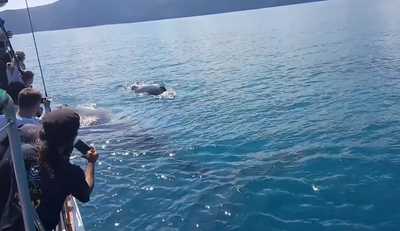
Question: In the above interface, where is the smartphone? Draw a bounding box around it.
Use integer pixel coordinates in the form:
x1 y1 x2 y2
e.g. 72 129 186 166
74 139 91 156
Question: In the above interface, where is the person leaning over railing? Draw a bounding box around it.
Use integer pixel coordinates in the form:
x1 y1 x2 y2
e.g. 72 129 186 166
36 108 98 230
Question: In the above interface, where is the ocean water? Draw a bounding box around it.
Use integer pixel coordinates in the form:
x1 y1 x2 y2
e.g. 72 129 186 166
10 0 400 230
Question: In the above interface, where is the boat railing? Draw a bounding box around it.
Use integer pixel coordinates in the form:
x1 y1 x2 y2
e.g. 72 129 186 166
58 196 86 231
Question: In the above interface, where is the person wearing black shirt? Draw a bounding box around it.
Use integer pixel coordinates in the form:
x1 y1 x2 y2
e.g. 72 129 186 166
36 108 98 230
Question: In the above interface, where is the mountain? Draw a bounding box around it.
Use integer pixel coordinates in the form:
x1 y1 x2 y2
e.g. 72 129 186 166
0 0 323 34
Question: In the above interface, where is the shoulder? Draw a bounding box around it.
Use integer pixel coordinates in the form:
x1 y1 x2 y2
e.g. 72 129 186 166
60 163 86 189
66 163 85 178
21 143 39 162
64 163 90 202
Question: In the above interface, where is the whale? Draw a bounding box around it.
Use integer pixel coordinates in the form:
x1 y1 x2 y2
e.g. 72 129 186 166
131 83 167 96
74 107 111 127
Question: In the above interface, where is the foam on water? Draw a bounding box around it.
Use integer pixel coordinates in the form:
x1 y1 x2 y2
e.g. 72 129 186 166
74 105 112 127
159 90 177 100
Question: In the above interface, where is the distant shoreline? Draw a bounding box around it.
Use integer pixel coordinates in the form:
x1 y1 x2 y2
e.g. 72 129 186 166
1 0 324 35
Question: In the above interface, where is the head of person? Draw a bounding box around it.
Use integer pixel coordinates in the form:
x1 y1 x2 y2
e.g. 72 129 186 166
22 71 34 88
0 0 8 8
39 108 80 170
160 86 167 93
6 82 26 105
18 88 42 116
15 51 25 63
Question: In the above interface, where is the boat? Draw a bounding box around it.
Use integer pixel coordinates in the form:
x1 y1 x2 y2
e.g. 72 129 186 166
0 1 87 230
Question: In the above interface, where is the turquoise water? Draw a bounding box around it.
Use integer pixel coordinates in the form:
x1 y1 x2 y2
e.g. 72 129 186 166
11 0 400 230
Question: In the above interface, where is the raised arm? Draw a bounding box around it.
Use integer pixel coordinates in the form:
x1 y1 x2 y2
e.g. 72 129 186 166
85 148 99 193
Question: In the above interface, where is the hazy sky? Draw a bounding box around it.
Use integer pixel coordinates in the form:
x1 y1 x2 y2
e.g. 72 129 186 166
0 0 58 11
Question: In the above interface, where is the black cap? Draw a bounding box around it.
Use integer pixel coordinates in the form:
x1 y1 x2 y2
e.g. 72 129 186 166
41 108 80 144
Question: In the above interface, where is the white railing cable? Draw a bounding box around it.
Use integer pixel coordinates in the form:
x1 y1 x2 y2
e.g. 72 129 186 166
23 0 48 97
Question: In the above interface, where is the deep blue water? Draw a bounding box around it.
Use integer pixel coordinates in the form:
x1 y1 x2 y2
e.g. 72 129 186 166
11 0 400 230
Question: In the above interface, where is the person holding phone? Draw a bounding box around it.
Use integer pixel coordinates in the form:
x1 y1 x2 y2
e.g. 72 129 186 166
36 108 99 230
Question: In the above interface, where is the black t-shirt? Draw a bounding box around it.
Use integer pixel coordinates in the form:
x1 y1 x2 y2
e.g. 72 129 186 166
37 163 90 231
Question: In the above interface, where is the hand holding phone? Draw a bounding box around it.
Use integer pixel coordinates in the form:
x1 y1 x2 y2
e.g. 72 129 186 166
74 139 91 155
86 148 99 163
74 139 98 162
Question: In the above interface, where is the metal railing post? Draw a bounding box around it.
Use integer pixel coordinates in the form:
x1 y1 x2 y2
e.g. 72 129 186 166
0 90 36 231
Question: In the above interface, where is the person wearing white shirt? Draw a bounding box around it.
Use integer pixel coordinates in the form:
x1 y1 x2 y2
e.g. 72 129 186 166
16 88 42 127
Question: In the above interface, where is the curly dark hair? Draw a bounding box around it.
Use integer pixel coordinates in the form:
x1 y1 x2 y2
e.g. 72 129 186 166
38 129 76 174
